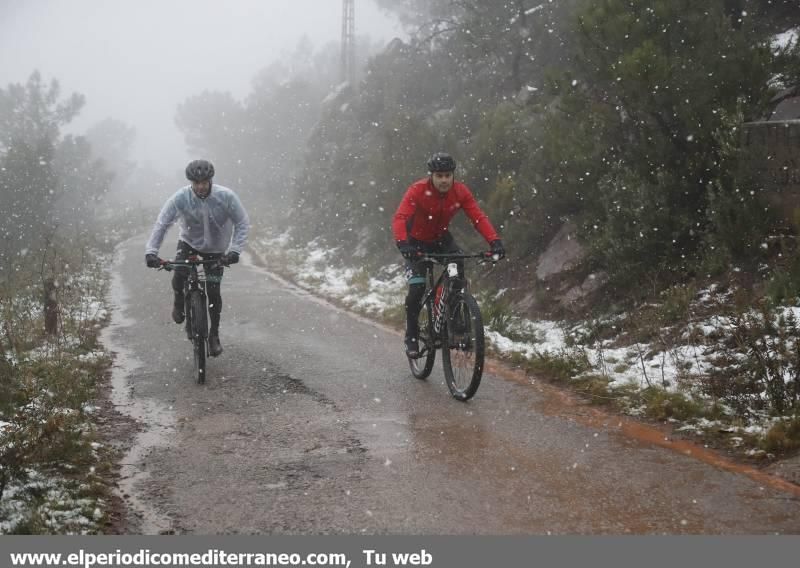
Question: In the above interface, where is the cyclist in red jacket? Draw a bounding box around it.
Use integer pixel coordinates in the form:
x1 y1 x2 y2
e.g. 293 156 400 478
392 152 505 357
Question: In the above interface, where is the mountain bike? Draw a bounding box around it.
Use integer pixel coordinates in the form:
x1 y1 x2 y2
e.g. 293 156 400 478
407 252 497 401
157 256 226 384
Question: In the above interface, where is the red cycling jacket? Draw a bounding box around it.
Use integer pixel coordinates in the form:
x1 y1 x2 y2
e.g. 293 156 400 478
392 177 499 244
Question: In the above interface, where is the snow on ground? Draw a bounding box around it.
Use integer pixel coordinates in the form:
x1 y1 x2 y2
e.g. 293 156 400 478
773 28 798 51
267 236 406 316
0 471 100 534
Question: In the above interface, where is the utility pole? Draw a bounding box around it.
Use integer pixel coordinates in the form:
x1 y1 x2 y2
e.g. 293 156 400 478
340 0 356 86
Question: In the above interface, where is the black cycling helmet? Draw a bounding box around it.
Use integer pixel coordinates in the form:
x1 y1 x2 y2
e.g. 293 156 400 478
427 152 456 173
185 159 215 182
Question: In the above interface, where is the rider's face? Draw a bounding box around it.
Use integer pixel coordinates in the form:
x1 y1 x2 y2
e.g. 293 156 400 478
192 180 211 198
432 171 454 193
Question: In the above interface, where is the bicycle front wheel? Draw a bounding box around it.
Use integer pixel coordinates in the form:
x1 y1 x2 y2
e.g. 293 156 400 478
190 291 207 384
408 299 436 380
441 292 484 401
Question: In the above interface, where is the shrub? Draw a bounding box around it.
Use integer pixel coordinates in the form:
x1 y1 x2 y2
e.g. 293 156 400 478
640 387 704 422
763 418 800 453
524 349 591 382
703 304 800 417
481 293 515 336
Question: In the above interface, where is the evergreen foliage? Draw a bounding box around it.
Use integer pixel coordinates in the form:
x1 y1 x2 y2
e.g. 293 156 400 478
0 72 113 281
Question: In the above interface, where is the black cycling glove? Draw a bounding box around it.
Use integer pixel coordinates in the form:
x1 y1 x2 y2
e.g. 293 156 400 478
145 253 161 268
490 239 505 260
397 240 419 261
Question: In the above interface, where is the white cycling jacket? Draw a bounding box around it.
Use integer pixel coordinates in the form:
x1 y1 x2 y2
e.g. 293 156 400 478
145 185 250 256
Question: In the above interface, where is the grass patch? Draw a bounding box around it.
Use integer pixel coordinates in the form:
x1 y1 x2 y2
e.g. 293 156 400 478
347 267 371 292
522 349 591 382
3 469 108 534
481 293 515 337
507 351 529 366
571 374 613 404
762 417 800 453
658 284 695 325
638 387 705 422
480 292 541 343
299 274 324 288
603 383 705 422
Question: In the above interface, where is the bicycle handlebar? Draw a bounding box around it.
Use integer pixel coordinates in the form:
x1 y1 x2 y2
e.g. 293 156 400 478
155 255 230 271
416 252 501 264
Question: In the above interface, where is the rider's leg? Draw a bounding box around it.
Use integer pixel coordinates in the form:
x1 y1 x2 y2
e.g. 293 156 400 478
206 278 223 335
404 255 426 356
405 282 425 340
205 260 224 357
170 241 192 323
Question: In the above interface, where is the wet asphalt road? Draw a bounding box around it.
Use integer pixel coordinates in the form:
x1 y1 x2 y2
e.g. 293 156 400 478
104 236 800 534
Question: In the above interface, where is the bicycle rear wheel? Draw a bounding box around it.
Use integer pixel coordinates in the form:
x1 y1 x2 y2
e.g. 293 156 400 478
442 292 484 400
408 299 436 379
190 290 208 384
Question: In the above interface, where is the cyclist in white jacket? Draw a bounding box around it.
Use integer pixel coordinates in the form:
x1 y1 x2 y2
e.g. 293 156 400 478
145 159 250 357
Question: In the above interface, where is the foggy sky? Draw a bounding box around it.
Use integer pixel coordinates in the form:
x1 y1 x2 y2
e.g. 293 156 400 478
0 0 403 171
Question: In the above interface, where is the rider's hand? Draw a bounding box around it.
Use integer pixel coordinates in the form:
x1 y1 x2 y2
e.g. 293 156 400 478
397 240 419 261
145 253 161 268
489 239 506 261
224 251 240 265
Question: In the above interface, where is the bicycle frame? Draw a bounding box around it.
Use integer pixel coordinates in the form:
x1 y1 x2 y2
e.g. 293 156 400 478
416 253 486 353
